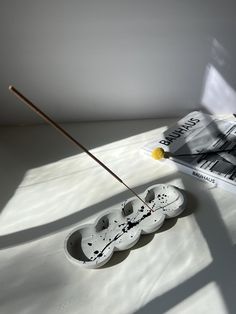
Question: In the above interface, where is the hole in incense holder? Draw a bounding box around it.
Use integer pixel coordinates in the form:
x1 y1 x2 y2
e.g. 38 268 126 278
122 201 134 216
95 216 110 232
66 229 91 263
145 189 155 203
64 184 186 268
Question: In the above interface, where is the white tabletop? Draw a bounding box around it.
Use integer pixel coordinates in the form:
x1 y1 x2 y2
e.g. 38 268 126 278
0 119 236 314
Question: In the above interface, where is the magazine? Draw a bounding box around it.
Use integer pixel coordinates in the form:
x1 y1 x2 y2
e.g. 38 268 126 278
143 111 236 193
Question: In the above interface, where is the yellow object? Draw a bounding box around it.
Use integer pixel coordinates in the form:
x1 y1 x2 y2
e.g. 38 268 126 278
151 147 165 160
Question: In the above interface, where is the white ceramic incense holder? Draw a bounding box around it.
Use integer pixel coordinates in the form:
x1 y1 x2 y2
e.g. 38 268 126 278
65 184 185 268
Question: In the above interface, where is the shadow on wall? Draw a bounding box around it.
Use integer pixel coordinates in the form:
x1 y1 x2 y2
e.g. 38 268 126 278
201 38 236 115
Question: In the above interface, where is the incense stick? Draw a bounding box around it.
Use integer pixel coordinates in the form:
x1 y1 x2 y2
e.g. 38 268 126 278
9 85 153 211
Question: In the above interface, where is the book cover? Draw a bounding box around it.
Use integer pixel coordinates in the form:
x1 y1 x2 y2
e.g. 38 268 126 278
143 111 236 193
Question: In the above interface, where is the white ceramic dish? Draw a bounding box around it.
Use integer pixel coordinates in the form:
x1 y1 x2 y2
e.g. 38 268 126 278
65 184 185 268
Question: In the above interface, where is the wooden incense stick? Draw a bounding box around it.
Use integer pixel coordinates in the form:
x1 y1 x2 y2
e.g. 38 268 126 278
9 85 153 211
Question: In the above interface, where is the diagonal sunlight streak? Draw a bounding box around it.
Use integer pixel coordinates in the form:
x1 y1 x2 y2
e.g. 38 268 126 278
0 178 168 250
1 109 236 313
0 126 170 236
0 119 169 215
136 167 236 313
137 60 236 312
166 281 228 314
0 120 213 314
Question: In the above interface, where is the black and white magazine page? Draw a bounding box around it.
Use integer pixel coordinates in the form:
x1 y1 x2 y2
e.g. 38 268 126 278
143 111 236 192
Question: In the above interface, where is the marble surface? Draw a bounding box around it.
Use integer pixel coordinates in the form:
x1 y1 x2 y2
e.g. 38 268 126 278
0 119 236 313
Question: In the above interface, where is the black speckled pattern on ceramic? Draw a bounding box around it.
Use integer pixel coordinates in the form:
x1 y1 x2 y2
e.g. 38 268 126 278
65 184 185 268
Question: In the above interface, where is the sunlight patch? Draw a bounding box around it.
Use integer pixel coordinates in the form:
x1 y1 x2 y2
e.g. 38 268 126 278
166 282 227 314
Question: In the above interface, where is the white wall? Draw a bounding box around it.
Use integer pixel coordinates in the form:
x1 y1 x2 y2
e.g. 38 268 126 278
1 1 236 125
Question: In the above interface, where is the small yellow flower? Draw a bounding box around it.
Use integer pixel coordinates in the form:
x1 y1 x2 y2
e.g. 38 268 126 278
151 147 165 160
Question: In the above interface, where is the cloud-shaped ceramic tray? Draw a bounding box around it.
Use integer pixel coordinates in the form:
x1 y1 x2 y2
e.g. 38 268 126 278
65 184 185 268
